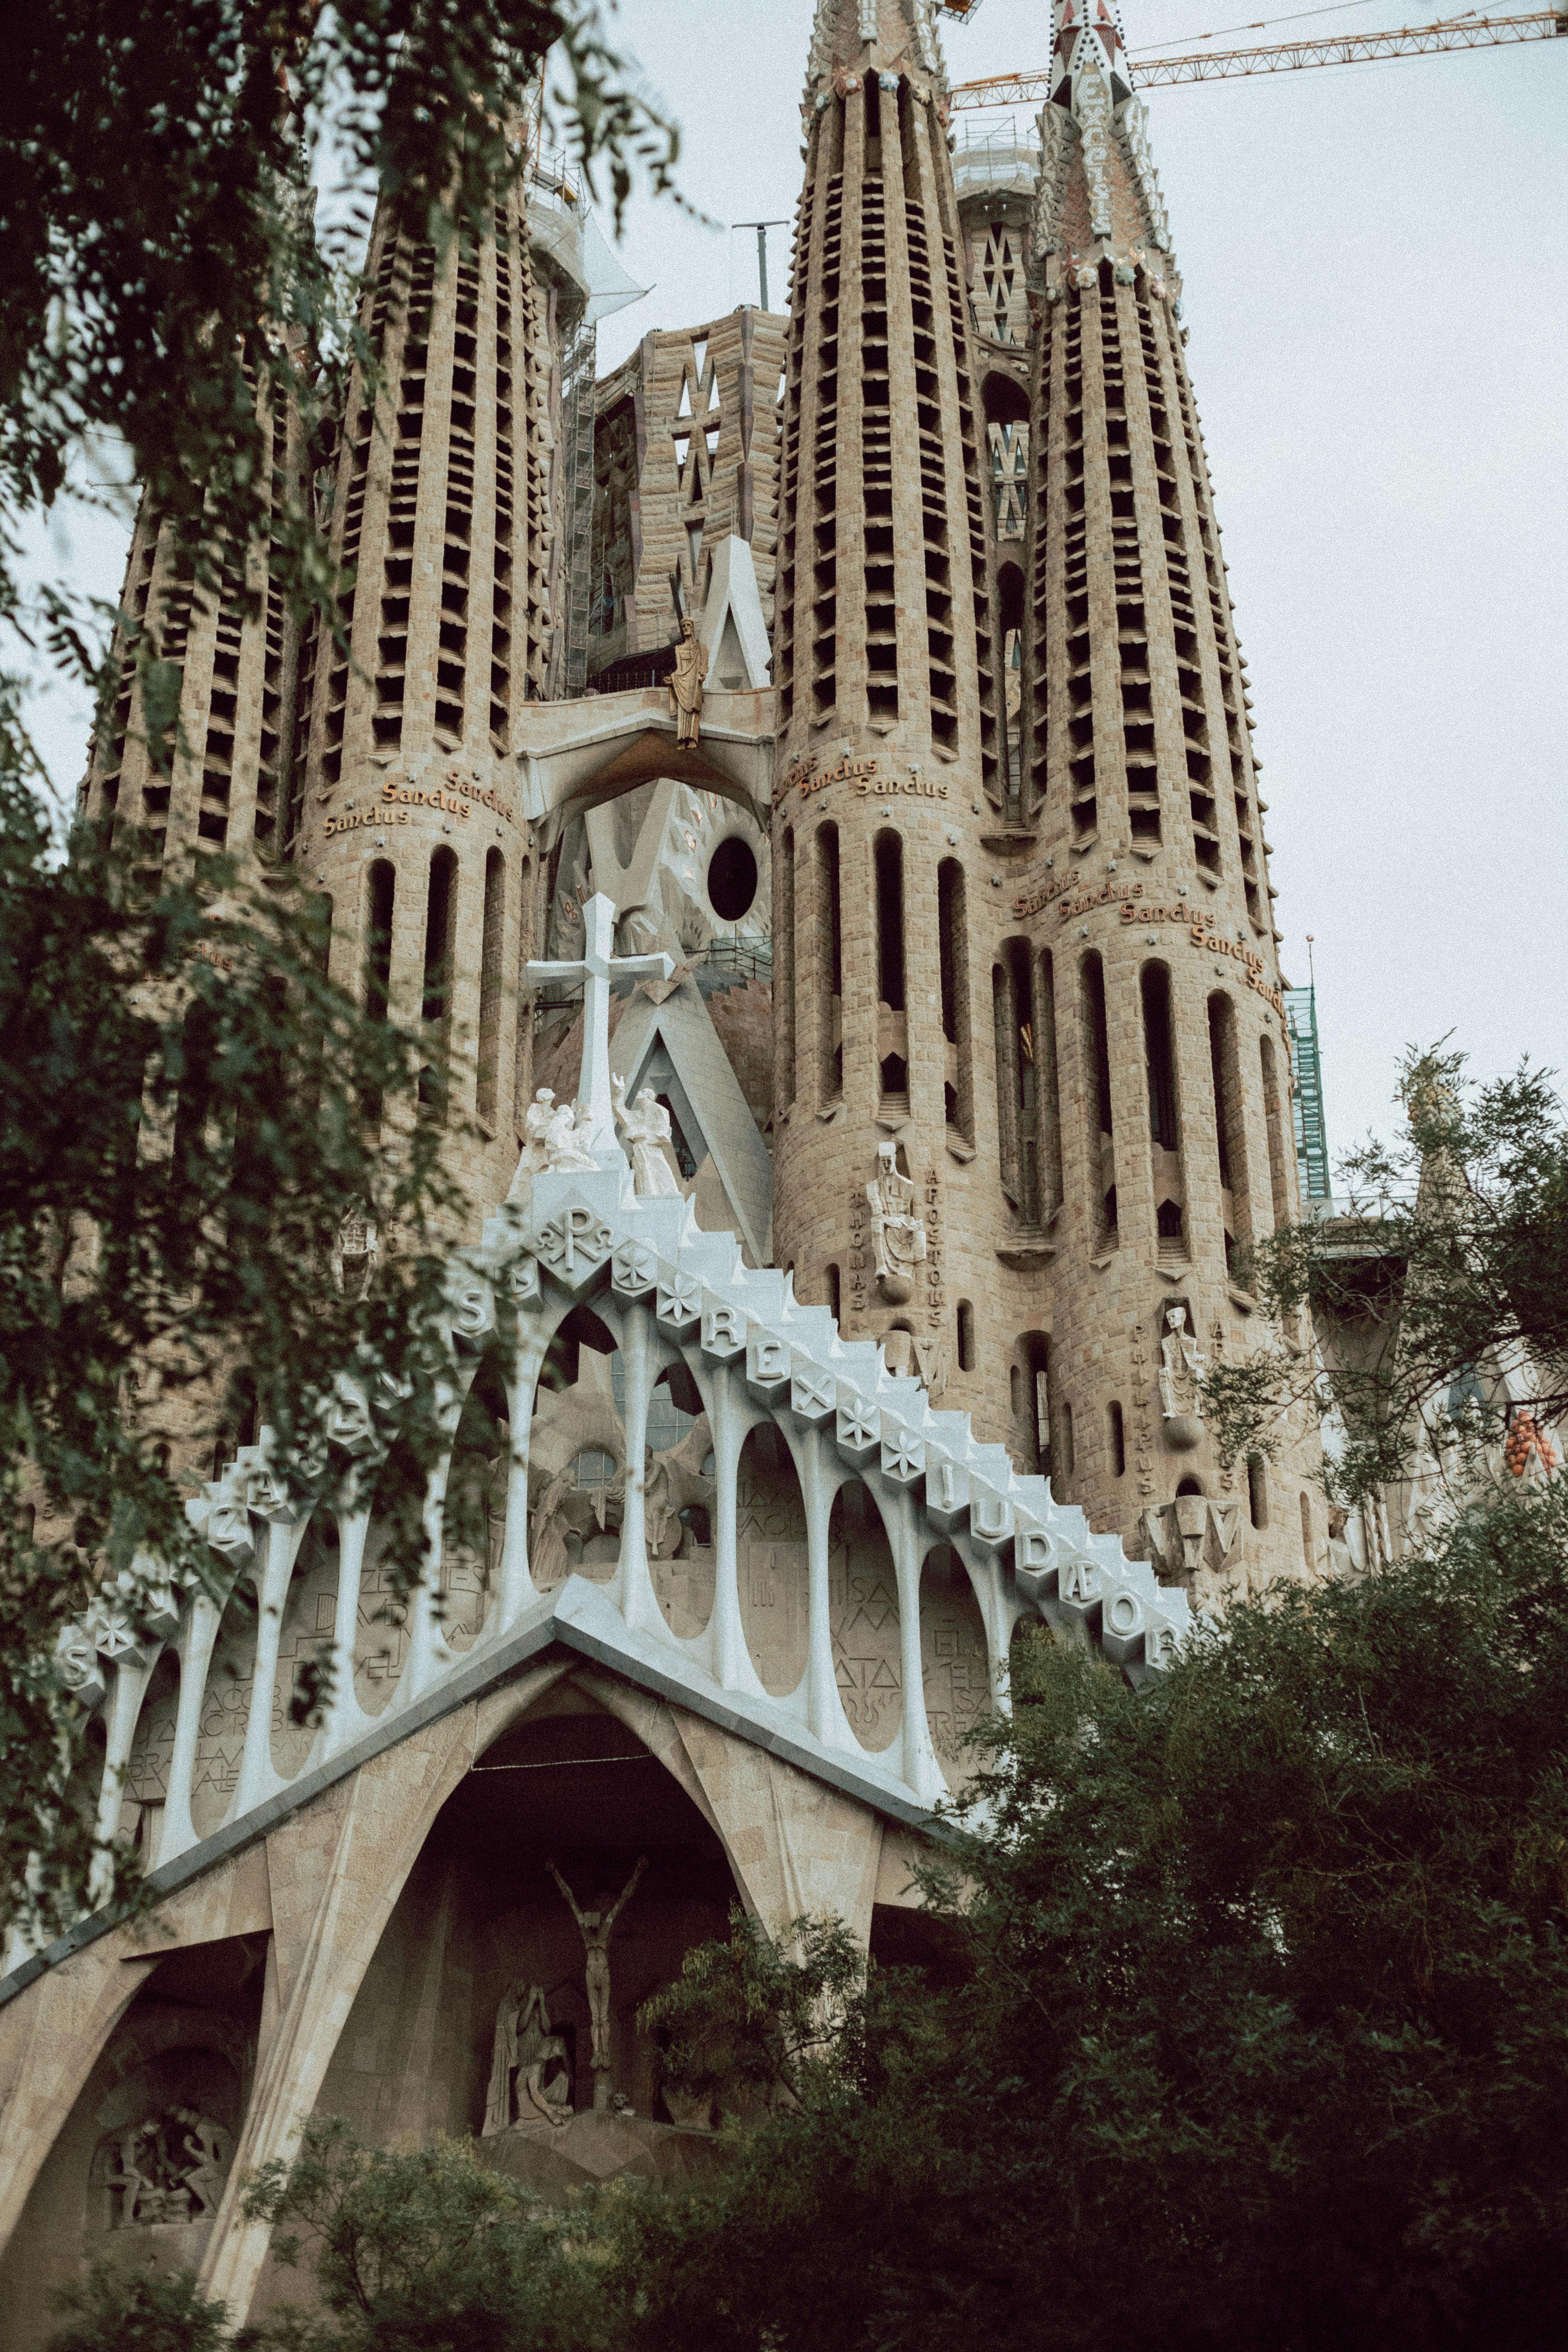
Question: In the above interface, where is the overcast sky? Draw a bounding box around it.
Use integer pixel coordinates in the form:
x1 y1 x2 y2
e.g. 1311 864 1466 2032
20 0 1566 1176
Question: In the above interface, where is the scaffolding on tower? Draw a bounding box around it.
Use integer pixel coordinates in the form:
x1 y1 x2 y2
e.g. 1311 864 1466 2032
1284 984 1332 1204
561 310 598 697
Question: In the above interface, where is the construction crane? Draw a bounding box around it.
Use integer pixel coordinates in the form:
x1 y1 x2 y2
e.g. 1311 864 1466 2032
948 9 1566 107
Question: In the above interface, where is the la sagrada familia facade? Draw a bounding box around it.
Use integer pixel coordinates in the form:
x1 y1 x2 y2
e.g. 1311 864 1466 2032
0 5 1347 2332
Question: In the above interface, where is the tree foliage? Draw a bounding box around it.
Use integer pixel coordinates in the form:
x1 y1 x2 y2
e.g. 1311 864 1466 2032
1204 1046 1568 1511
641 1906 868 2110
46 2259 231 2352
2 1 683 750
0 724 491 1937
236 2117 614 2352
603 1478 1568 2352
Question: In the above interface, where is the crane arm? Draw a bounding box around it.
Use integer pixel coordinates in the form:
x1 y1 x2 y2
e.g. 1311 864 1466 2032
949 10 1566 108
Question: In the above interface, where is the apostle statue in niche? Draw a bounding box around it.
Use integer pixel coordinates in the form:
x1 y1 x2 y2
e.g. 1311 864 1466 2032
669 615 708 748
483 1982 574 2135
866 1141 927 1304
1158 1305 1207 1449
547 1856 648 2091
611 1072 682 1196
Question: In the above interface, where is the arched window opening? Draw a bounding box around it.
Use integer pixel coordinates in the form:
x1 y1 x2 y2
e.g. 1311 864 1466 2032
1014 1332 1051 1476
1176 1476 1204 1497
1247 1453 1269 1530
956 1298 975 1373
818 822 842 1101
477 848 505 1127
1060 1398 1075 1482
1108 1401 1126 1479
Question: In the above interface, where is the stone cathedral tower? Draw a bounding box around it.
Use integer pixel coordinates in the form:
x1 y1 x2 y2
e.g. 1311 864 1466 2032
773 0 1324 1590
290 176 569 1210
770 0 1009 1405
1014 0 1324 1589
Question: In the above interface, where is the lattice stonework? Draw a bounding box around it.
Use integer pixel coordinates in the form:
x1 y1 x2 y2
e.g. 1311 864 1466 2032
971 224 1029 347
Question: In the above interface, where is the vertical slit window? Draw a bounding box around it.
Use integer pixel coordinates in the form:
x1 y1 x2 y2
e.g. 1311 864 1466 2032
1109 1401 1126 1479
477 848 505 1126
1007 938 1037 1222
1036 950 1064 1218
957 1299 975 1374
818 822 842 1100
827 1262 842 1323
875 831 907 1098
1248 1454 1269 1530
1208 991 1252 1263
364 861 395 1024
420 847 457 1112
1082 952 1117 1246
1300 1490 1314 1573
938 860 971 1136
779 827 796 1112
1261 1032 1290 1229
1142 963 1179 1149
1143 962 1185 1251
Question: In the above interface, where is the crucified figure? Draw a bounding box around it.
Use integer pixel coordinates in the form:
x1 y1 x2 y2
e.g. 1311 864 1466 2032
547 1856 648 2076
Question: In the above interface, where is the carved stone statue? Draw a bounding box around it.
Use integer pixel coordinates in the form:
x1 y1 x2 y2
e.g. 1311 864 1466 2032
866 1142 927 1303
1158 1305 1206 1450
611 1073 682 1196
484 1982 573 2134
522 1087 557 1174
331 1202 378 1296
669 616 708 748
100 2109 232 2228
543 1097 599 1174
547 1856 648 2095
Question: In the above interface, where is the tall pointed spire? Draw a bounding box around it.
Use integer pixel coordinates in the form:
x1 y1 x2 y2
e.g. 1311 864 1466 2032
1034 1 1174 270
771 0 1010 1411
997 0 1321 1590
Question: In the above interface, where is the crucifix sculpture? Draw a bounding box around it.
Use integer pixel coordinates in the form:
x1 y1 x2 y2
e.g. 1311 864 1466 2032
525 893 674 1162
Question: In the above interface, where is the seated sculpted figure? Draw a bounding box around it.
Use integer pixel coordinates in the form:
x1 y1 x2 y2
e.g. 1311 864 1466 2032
866 1141 927 1302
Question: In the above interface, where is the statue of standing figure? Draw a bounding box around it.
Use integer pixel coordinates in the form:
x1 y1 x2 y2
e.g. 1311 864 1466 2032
1158 1305 1207 1447
866 1142 927 1302
669 616 708 748
547 1856 648 2093
611 1072 682 1196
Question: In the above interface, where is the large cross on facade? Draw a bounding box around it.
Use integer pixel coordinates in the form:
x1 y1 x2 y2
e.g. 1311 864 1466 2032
526 893 674 1160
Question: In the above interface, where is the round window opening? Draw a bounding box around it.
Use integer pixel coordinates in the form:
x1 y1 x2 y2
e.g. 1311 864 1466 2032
707 835 758 923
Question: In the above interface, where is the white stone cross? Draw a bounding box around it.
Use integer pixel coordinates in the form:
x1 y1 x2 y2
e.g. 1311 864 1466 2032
526 892 674 1161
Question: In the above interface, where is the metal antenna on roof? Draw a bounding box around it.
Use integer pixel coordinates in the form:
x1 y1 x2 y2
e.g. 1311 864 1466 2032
732 220 789 312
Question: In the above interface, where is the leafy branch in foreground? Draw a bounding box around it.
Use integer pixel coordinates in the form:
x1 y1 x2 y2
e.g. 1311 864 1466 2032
640 1908 869 2110
0 734 503 1937
237 2116 613 2352
600 1475 1568 2352
2 0 687 778
1203 1044 1568 1512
